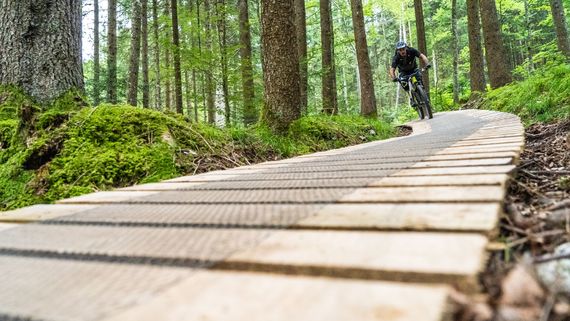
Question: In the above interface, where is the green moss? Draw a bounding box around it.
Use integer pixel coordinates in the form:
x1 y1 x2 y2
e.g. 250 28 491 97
558 177 570 191
0 85 31 121
483 63 570 125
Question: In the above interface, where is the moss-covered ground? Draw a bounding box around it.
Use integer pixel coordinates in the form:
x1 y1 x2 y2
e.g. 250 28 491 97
0 87 395 211
482 63 570 125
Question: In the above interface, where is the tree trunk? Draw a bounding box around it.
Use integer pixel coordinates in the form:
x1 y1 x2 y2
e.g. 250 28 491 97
141 0 150 108
93 0 101 106
127 0 142 107
466 0 486 95
194 0 202 122
184 71 191 116
414 0 430 95
260 0 301 133
198 0 207 123
188 0 198 121
216 0 231 126
451 0 459 104
480 0 511 88
294 0 308 114
320 0 338 115
152 0 162 110
205 0 216 124
350 0 377 117
239 0 256 125
107 0 118 103
524 0 534 72
164 1 172 111
549 0 570 56
0 0 84 103
171 0 183 114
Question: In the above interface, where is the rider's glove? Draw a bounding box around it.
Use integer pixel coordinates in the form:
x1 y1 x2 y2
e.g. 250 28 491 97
392 77 398 82
425 64 432 69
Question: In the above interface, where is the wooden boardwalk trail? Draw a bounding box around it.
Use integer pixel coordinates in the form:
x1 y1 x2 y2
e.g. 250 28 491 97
0 110 524 321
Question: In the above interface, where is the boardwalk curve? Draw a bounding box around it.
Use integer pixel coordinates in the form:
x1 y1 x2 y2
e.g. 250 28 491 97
0 110 524 321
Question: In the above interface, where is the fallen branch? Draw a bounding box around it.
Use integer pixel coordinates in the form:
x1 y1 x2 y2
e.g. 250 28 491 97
534 253 570 264
530 170 570 175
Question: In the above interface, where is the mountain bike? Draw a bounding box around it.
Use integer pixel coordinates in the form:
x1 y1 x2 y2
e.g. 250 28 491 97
397 67 433 120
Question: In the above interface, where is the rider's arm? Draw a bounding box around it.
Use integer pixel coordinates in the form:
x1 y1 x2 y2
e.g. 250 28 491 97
389 67 396 80
419 53 430 67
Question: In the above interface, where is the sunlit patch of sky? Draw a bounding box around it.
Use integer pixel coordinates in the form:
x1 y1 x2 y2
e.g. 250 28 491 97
82 0 108 61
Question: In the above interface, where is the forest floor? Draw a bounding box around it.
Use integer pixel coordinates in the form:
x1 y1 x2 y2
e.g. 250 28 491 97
455 120 570 321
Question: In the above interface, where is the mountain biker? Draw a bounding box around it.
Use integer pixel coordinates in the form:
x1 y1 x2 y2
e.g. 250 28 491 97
389 41 431 106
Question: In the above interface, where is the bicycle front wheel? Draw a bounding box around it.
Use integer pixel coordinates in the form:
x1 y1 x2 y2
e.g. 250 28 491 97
416 85 433 119
411 91 424 120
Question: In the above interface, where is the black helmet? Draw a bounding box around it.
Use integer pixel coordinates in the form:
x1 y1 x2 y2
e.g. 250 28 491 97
396 41 407 49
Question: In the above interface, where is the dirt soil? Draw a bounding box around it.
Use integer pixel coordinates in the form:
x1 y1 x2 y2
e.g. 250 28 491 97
455 120 570 321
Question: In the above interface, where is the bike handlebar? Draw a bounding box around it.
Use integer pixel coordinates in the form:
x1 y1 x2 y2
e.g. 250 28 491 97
394 66 431 82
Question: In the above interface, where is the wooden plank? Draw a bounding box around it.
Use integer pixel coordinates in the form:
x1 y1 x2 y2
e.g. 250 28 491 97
0 204 97 223
0 223 19 231
449 142 523 149
339 186 505 202
435 147 522 155
394 165 516 176
297 203 500 233
462 133 523 140
223 230 488 292
412 158 513 168
424 152 518 161
164 169 265 183
165 174 239 182
368 174 509 187
466 131 523 138
57 191 158 204
102 271 452 321
452 137 523 146
119 182 204 191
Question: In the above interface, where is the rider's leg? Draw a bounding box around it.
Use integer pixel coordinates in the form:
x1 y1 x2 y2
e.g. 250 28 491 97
400 82 416 107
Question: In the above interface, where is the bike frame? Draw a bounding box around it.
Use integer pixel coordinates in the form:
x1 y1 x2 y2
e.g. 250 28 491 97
397 69 423 107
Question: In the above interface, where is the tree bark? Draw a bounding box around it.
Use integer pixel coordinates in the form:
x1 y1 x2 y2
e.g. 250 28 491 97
414 0 430 95
141 0 150 108
152 0 162 110
216 0 231 126
239 0 256 125
194 0 202 122
93 0 101 106
466 0 486 95
320 0 338 115
107 0 118 103
127 0 142 106
524 0 534 72
549 0 570 56
480 0 511 88
205 0 216 124
294 0 308 114
171 0 183 114
451 0 460 104
189 0 198 121
350 0 377 117
0 0 84 103
260 0 301 133
197 0 207 123
164 1 172 111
